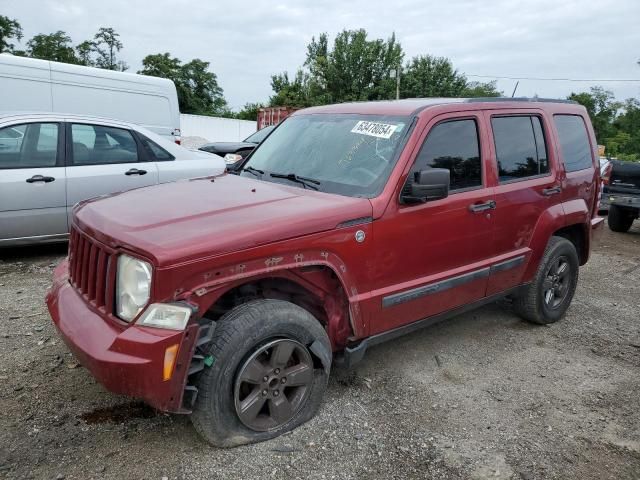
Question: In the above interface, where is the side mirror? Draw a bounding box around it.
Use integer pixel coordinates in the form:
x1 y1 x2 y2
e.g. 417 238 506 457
402 168 450 203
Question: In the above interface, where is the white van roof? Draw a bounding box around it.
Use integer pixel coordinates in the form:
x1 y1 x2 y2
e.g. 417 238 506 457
0 53 173 89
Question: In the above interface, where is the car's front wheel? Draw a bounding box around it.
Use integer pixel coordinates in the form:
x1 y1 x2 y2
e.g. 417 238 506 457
190 299 331 447
514 236 579 324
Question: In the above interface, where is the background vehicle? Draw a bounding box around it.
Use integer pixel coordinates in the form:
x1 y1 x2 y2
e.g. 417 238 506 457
257 106 299 130
0 112 224 246
47 98 603 447
598 157 611 213
0 54 182 143
603 159 640 232
198 125 275 170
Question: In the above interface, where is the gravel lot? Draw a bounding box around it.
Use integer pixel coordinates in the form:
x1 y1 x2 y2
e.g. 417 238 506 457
1 224 639 480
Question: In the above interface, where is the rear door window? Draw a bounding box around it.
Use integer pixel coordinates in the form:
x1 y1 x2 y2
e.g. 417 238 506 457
138 134 174 161
0 123 59 169
412 119 482 191
553 115 593 172
491 116 549 182
70 124 140 165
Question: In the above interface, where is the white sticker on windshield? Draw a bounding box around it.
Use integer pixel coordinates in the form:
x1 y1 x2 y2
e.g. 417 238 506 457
351 121 398 139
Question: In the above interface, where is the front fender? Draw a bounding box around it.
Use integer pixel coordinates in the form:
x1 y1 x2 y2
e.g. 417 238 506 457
157 248 365 346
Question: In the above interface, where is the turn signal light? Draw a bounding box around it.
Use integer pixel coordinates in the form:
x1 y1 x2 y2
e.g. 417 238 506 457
163 344 179 381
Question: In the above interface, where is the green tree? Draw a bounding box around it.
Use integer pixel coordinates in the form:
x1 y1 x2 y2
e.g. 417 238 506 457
235 102 264 121
400 55 500 98
93 27 127 71
460 80 501 97
270 70 312 107
609 98 640 160
270 29 403 106
26 31 78 64
0 15 22 53
568 87 620 142
180 58 227 114
139 52 228 115
75 40 95 66
401 55 467 98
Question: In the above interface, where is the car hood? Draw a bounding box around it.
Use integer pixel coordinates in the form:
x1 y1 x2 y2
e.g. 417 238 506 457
199 142 256 155
75 174 373 266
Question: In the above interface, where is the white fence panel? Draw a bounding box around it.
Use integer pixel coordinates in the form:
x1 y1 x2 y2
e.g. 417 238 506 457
180 114 257 142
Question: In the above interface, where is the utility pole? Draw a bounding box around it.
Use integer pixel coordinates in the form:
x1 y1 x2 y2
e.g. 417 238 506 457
396 64 401 100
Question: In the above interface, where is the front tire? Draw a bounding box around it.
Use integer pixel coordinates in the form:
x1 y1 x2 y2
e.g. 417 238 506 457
608 205 635 232
514 236 579 325
190 299 331 447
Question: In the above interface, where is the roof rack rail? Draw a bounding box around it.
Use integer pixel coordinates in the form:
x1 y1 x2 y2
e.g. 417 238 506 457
464 97 578 104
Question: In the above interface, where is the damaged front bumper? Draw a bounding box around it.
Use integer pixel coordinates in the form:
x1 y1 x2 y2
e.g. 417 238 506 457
45 259 208 413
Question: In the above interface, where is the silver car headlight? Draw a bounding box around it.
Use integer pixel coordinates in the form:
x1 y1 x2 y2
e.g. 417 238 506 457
224 153 243 164
116 254 152 322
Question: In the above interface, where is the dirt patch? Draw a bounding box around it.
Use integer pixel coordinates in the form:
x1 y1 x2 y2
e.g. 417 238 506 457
80 402 159 425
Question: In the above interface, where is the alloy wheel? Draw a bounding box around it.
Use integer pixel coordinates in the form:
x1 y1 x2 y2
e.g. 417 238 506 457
542 255 571 309
234 339 314 431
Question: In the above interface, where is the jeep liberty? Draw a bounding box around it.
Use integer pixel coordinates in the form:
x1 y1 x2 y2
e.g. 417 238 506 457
46 98 604 446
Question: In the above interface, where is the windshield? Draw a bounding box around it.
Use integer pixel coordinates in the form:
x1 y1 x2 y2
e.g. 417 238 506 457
241 114 410 197
244 125 275 144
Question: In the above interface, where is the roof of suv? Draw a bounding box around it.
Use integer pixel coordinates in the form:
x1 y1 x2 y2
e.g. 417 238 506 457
296 97 578 117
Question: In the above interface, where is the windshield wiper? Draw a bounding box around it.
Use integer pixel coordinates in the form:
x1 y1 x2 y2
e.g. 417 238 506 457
269 172 321 190
240 166 265 177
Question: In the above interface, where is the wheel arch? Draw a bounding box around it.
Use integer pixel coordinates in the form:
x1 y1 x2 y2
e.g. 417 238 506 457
188 264 356 351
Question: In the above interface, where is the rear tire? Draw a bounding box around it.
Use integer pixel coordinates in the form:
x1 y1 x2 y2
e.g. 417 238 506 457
514 236 579 325
608 205 635 232
190 299 331 447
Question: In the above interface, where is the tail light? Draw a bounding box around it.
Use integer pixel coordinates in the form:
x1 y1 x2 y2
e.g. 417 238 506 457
173 128 182 145
602 162 612 185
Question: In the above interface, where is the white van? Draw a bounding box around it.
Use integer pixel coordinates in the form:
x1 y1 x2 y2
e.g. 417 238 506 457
0 54 181 143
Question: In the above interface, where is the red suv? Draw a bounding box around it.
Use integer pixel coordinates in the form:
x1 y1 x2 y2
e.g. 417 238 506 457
47 98 604 446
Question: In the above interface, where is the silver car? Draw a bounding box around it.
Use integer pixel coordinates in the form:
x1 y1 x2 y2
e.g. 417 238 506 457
0 113 225 246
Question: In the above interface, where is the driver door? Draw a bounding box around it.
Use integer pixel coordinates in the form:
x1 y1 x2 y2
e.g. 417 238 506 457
367 112 496 335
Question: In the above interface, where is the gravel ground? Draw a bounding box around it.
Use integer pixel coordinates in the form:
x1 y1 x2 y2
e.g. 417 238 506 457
1 224 639 480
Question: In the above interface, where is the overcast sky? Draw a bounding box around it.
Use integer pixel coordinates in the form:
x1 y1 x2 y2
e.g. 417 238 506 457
5 0 640 109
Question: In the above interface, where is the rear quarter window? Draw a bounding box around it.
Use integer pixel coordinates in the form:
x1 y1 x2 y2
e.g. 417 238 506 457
553 115 593 172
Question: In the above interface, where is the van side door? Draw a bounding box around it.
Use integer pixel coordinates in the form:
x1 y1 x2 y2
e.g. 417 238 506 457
483 110 564 296
0 121 67 244
64 122 159 225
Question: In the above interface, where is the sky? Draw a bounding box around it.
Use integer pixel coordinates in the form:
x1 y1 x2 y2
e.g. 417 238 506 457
4 0 640 110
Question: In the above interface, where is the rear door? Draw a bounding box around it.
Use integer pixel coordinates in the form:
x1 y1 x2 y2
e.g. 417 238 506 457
0 121 67 243
65 122 158 225
483 110 563 295
553 114 599 213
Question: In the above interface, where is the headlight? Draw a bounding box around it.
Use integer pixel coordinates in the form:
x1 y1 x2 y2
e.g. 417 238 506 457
137 303 192 330
116 254 152 321
224 153 243 164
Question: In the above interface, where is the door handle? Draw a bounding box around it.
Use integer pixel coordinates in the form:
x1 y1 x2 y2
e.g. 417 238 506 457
469 200 496 213
542 186 562 196
26 175 55 183
125 168 147 176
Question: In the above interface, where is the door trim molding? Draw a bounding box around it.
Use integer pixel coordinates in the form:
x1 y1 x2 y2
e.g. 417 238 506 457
489 255 525 274
381 254 526 308
382 267 490 308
